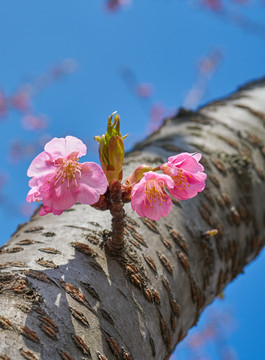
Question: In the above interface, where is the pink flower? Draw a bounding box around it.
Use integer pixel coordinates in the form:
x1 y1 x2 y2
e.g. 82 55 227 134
131 172 174 221
161 153 207 200
26 136 108 215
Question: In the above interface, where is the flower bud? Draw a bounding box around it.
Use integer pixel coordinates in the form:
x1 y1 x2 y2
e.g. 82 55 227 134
122 164 153 190
95 112 127 183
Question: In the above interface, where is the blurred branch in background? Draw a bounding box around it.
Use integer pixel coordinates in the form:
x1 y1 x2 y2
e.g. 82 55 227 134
118 65 168 134
119 48 223 135
9 135 52 164
196 0 265 41
0 58 78 131
183 48 223 109
119 65 154 112
105 0 265 42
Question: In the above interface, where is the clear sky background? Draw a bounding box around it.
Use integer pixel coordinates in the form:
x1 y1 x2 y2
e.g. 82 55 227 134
0 1 264 359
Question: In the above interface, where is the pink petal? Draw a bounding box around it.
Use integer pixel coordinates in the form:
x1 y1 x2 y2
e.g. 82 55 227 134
168 172 207 200
169 186 196 200
142 194 172 221
189 170 207 184
192 153 202 162
42 180 79 211
44 136 87 158
76 162 108 205
168 153 204 173
65 136 87 158
26 187 42 203
27 151 54 178
144 171 175 189
39 206 50 216
39 205 63 216
28 171 77 212
131 182 147 218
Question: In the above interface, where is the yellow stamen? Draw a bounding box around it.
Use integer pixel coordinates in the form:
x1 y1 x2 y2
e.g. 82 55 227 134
144 180 166 208
172 169 190 190
51 158 82 189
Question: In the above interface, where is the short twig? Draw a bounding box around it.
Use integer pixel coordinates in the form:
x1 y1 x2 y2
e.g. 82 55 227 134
106 180 126 255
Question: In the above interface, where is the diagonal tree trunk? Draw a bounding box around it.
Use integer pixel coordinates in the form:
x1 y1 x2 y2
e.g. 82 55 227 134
0 78 265 360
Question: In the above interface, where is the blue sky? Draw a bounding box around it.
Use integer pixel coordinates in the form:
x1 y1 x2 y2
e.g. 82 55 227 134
0 1 264 359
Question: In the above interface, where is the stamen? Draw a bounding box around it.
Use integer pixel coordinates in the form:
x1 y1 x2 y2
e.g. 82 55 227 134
50 159 82 189
144 180 166 208
172 169 189 190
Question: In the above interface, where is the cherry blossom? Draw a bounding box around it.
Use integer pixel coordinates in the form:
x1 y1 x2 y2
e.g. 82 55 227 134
26 136 108 215
161 152 207 200
131 171 174 221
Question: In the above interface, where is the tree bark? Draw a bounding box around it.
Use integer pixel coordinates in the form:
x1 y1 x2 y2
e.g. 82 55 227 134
0 78 265 360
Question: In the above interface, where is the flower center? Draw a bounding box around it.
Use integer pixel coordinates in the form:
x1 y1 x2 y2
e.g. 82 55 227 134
172 168 190 190
145 180 166 208
51 159 82 189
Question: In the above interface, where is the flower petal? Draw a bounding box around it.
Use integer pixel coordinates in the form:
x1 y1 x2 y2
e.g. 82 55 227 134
168 153 204 173
42 180 79 211
76 162 108 205
26 187 42 203
39 205 63 216
131 181 147 218
27 151 54 178
143 171 175 189
44 136 87 158
192 153 202 162
142 194 172 221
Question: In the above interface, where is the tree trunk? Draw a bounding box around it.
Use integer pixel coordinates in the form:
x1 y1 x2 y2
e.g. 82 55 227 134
0 78 265 360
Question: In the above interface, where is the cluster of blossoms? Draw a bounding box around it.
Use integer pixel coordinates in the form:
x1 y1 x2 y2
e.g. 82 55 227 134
129 152 206 220
26 113 206 221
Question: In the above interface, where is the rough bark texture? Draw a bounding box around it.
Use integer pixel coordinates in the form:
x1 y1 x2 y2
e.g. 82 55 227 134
0 78 265 360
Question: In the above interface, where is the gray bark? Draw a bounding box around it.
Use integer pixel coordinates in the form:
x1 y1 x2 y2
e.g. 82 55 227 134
0 78 265 360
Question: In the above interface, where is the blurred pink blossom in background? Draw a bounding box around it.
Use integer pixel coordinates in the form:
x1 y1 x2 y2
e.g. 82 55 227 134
22 114 48 131
0 91 7 118
135 83 154 98
148 102 166 132
202 0 223 12
106 0 131 11
12 91 31 113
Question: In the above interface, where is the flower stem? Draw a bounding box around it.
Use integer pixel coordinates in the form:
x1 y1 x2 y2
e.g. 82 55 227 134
152 166 161 172
107 180 126 255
